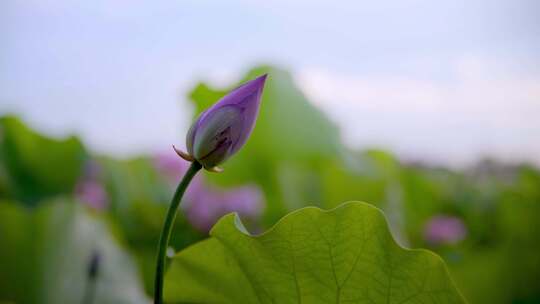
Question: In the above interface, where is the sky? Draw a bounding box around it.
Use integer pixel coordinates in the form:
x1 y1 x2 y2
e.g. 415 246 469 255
1 0 539 167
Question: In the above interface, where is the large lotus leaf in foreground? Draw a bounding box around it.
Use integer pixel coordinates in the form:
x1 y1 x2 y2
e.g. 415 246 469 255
165 202 465 303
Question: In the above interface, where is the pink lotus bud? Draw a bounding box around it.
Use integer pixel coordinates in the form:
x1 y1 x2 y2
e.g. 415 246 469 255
186 74 267 170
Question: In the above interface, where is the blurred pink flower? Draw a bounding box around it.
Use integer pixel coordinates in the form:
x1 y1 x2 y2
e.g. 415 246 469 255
75 161 108 210
424 215 467 245
154 151 265 233
154 151 190 182
183 184 264 233
76 180 108 210
153 151 204 194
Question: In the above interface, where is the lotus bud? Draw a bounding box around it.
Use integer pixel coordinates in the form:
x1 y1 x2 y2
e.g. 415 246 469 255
175 74 267 171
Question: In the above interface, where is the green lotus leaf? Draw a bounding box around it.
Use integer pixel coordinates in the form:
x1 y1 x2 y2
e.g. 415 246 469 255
0 200 149 304
0 116 87 205
165 201 465 303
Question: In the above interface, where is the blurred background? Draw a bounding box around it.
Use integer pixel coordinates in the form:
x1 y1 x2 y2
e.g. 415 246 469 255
1 1 539 303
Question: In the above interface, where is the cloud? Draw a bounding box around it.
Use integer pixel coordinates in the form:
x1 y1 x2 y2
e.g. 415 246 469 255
295 55 540 166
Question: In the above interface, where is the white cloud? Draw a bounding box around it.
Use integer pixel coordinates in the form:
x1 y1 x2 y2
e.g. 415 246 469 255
295 56 540 166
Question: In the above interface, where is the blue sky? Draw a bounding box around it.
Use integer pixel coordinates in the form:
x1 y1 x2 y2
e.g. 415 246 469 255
1 0 539 166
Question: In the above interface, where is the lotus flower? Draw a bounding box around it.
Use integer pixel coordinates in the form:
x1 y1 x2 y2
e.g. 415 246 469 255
154 151 204 187
75 161 108 210
76 180 108 210
154 150 264 232
182 184 264 233
424 215 467 245
175 74 267 171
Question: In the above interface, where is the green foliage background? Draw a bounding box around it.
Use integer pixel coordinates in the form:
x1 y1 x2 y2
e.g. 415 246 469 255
1 65 539 303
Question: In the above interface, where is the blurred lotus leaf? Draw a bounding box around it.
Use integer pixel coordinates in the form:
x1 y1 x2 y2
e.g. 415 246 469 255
164 201 464 303
0 116 87 205
0 200 148 304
